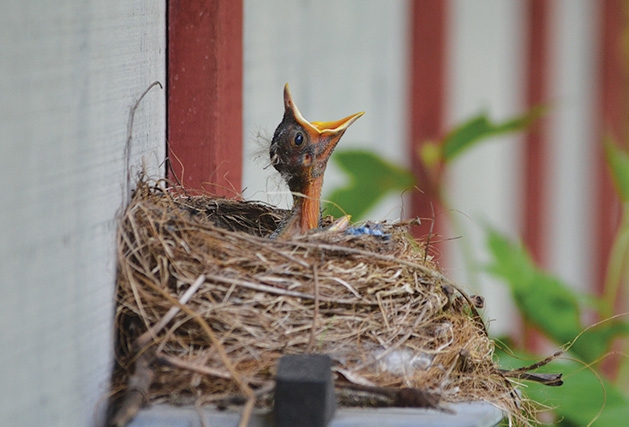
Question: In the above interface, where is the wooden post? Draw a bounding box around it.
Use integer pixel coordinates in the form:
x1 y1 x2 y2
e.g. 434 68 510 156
596 0 626 292
595 0 628 378
408 0 447 239
522 0 550 266
519 0 552 351
167 0 243 196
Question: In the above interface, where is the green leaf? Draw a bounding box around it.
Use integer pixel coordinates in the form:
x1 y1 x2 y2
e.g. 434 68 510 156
441 107 543 163
485 228 612 362
324 150 415 220
533 360 629 426
604 137 629 202
496 348 629 426
486 227 629 363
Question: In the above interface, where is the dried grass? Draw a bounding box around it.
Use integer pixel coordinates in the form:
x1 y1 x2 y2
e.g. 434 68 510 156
110 178 540 426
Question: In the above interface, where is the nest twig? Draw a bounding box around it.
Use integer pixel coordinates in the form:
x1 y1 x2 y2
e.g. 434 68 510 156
109 178 543 426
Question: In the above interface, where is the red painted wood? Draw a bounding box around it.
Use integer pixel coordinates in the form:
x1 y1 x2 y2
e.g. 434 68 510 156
518 0 553 352
167 0 243 197
595 0 626 293
595 1 627 378
522 0 550 266
408 0 447 240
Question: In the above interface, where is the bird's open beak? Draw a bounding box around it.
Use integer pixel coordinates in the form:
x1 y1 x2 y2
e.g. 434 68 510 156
283 83 364 150
278 84 364 236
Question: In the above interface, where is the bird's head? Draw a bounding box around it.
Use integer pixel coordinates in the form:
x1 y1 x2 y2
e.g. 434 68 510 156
269 83 363 235
270 83 363 197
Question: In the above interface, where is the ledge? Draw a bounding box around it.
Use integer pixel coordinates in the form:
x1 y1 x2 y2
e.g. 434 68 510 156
128 401 504 427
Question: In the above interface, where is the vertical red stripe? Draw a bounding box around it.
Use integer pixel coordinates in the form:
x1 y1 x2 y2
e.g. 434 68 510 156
596 0 626 293
408 0 447 239
521 0 552 351
522 0 551 266
167 0 243 196
596 0 627 378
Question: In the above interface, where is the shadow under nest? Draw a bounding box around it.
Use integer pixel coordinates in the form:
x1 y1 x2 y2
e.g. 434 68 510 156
109 178 541 426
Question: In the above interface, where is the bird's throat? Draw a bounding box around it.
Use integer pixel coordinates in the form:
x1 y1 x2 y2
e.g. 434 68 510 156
299 177 323 233
274 177 323 239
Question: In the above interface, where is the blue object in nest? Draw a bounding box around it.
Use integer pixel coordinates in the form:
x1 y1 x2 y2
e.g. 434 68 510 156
344 222 391 240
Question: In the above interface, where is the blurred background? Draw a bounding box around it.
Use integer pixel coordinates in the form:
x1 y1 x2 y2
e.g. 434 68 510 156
242 0 622 338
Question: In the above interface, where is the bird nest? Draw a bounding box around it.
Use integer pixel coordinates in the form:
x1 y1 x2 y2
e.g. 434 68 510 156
109 178 541 426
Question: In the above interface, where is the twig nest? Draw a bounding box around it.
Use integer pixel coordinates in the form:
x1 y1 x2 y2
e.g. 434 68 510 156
111 179 532 425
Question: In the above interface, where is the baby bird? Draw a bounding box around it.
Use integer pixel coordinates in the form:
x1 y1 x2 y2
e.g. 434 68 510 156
270 84 363 238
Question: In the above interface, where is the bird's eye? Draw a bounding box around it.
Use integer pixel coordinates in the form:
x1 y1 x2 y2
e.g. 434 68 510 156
294 132 304 146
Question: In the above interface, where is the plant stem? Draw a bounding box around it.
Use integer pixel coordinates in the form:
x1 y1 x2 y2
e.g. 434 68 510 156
601 202 629 389
601 202 629 319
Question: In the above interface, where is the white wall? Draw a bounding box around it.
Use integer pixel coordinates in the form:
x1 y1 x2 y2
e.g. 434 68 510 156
445 0 526 335
243 0 409 221
0 2 165 426
546 0 598 293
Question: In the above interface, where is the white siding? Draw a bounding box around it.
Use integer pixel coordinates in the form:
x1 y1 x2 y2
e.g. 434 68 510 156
445 0 526 335
546 0 599 292
0 2 165 426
